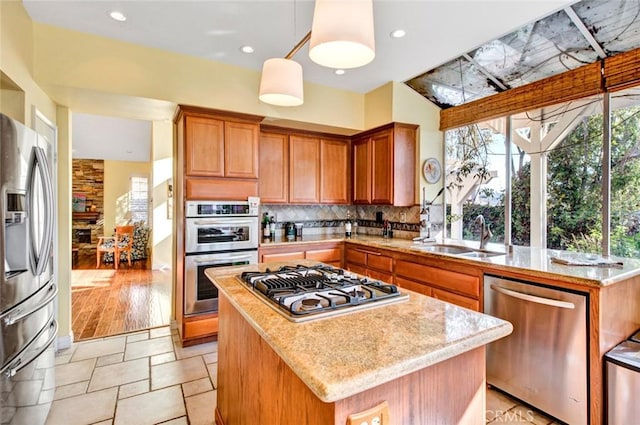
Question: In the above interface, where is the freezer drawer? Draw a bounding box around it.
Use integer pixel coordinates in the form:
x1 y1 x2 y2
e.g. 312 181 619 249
605 340 640 424
484 275 588 424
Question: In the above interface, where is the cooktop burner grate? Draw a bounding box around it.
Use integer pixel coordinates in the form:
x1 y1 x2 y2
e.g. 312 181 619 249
238 264 408 321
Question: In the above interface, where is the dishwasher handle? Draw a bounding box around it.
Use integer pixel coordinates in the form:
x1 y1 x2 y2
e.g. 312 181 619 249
489 284 575 309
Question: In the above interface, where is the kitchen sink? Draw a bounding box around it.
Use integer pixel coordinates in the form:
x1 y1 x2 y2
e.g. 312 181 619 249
457 250 504 258
410 244 505 258
410 244 474 255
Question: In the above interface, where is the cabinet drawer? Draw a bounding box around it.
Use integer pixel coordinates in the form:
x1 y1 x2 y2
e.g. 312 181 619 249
367 268 393 284
184 316 219 339
395 276 431 297
261 252 305 263
431 288 479 311
345 263 367 276
367 254 393 273
345 249 367 266
305 248 342 263
395 260 479 298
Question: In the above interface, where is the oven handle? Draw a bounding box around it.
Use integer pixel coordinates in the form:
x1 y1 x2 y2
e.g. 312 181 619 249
193 253 254 264
191 219 255 226
489 284 575 309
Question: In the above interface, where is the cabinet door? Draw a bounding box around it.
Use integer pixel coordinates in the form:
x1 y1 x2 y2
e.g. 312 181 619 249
395 276 432 297
431 288 480 311
371 130 393 204
185 116 224 177
259 132 288 203
352 137 371 204
225 121 258 178
289 135 320 203
320 139 349 204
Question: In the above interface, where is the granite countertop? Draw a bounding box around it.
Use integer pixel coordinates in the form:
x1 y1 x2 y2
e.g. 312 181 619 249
262 234 640 287
205 261 512 403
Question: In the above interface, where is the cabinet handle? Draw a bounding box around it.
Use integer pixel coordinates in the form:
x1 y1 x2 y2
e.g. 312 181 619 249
355 249 381 256
489 284 575 309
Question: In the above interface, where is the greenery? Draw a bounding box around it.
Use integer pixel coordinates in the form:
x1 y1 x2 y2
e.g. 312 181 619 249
448 102 640 258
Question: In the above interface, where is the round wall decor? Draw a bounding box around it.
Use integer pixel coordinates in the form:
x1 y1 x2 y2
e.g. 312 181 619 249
422 158 441 184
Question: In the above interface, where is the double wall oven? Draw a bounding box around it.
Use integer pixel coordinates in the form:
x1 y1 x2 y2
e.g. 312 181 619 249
184 200 259 315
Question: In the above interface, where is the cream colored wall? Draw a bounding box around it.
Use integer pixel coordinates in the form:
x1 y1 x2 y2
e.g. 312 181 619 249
1 2 73 345
103 161 153 234
364 82 393 129
0 88 25 122
391 82 443 205
151 120 173 270
32 23 365 131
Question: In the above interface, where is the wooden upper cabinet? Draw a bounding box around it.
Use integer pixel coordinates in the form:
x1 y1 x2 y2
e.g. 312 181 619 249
289 135 320 203
180 106 260 179
225 121 259 178
320 139 349 204
370 130 393 204
185 116 224 177
259 132 289 203
352 137 371 204
352 123 417 206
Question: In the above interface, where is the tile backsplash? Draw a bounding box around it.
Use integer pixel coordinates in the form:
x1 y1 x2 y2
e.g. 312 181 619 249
261 204 444 240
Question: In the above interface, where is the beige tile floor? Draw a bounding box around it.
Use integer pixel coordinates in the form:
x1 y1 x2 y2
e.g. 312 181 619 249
46 325 562 425
46 326 217 425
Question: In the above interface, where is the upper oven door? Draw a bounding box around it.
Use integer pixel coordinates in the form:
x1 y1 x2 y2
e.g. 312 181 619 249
186 217 258 253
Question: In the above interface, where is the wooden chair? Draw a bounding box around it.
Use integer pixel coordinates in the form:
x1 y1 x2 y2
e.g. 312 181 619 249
96 225 134 269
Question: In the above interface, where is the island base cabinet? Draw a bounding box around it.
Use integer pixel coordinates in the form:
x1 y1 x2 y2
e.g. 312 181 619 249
216 293 488 425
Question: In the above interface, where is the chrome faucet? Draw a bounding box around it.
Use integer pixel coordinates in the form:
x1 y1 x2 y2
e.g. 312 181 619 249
475 215 492 251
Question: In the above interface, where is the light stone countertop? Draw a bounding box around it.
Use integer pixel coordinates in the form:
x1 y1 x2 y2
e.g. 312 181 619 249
205 261 513 403
261 234 640 287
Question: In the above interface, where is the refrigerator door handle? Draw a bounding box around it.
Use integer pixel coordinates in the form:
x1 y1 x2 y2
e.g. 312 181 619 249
489 284 576 309
27 146 54 277
0 319 58 378
0 283 58 326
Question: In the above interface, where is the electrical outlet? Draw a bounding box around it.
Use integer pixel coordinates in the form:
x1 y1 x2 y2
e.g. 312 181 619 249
346 401 390 425
400 212 407 223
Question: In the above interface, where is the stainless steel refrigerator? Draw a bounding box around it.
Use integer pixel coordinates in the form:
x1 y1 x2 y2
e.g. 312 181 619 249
0 113 57 425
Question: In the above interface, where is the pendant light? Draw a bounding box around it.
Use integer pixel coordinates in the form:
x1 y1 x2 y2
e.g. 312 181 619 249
258 32 311 107
259 58 304 107
309 0 375 69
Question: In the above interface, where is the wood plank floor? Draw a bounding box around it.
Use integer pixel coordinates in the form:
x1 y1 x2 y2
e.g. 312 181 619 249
71 253 172 341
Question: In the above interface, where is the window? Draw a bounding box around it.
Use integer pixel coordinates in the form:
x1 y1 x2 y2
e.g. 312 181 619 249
130 176 149 224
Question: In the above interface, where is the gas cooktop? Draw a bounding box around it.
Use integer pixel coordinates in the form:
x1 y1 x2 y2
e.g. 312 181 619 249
239 264 409 322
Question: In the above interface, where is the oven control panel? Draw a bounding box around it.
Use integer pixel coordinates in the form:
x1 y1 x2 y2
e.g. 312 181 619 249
186 200 259 217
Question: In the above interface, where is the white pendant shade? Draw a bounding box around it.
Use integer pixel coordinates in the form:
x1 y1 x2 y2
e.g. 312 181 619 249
259 58 304 107
309 0 375 69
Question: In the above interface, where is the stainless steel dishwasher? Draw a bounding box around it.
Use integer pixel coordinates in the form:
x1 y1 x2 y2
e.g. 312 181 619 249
484 275 588 424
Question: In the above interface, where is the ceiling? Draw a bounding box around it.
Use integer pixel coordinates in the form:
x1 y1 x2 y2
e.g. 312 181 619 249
21 0 577 161
407 0 640 108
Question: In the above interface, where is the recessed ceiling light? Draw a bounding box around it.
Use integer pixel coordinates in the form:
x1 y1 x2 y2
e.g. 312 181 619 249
335 69 345 75
390 29 406 39
240 45 254 54
108 10 127 22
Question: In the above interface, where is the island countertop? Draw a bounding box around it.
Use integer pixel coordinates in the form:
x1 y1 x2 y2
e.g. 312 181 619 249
205 261 512 403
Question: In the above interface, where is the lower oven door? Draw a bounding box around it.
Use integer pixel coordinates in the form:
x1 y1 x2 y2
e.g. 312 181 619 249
184 250 258 316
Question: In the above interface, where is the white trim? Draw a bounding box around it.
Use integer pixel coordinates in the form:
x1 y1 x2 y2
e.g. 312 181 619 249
56 333 74 351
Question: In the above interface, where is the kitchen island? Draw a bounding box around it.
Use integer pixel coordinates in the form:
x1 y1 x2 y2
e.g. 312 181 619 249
206 261 512 425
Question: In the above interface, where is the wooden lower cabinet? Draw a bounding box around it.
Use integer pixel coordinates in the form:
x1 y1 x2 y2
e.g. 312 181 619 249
344 244 394 283
216 294 487 425
395 259 481 311
259 242 343 267
182 313 219 346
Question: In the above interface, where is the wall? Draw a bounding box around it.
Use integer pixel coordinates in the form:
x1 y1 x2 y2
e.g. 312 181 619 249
1 2 72 345
103 160 153 234
151 120 173 270
32 23 365 131
71 159 104 255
